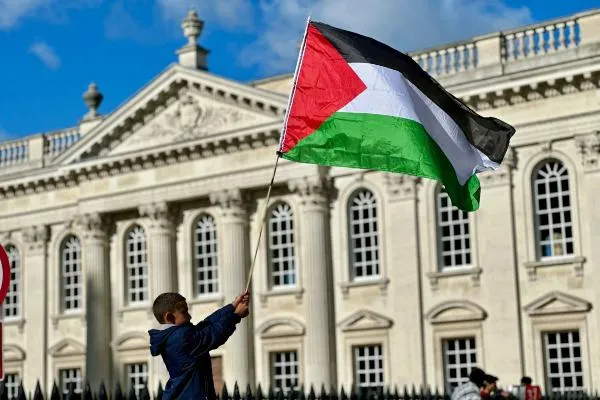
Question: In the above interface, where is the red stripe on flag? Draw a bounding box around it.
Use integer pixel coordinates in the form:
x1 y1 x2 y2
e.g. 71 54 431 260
281 23 367 154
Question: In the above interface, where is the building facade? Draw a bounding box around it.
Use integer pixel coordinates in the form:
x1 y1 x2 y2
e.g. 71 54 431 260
1 8 600 399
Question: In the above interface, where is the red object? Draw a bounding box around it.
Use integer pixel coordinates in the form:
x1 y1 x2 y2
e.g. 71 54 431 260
0 321 3 380
525 385 541 400
0 244 10 304
281 23 367 153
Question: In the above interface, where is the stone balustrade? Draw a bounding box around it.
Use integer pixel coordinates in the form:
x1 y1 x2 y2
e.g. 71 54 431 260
410 9 600 77
0 127 80 170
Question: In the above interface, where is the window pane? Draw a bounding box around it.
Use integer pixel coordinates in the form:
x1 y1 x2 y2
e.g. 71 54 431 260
544 331 583 393
3 246 20 319
194 215 219 295
533 161 574 259
270 351 299 393
126 362 149 398
437 190 471 270
348 190 380 280
268 203 296 289
59 368 82 395
443 337 477 393
61 236 82 311
126 226 149 304
3 373 20 400
353 344 384 391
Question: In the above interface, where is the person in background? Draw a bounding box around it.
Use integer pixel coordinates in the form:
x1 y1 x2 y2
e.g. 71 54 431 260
520 377 532 386
452 368 498 400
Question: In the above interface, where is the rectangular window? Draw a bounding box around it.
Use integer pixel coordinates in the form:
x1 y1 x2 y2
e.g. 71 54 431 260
3 373 19 400
270 351 299 393
437 191 472 270
443 337 477 393
353 344 384 390
544 331 583 392
59 368 82 395
126 363 149 398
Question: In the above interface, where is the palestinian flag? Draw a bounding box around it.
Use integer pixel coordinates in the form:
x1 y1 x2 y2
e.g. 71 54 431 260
278 21 515 211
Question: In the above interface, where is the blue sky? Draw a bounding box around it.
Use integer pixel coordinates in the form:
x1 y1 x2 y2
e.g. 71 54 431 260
0 0 598 139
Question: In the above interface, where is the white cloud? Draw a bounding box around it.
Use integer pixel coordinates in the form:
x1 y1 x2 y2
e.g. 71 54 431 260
238 0 533 74
29 41 61 70
156 0 255 31
0 0 101 30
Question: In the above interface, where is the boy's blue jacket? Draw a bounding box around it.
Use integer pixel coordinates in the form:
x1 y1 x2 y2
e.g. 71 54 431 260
148 304 241 400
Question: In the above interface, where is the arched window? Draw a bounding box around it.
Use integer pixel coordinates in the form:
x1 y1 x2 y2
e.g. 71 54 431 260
437 188 471 269
348 189 380 280
268 202 296 288
3 245 20 319
60 235 82 311
193 214 219 295
125 225 148 304
533 160 573 259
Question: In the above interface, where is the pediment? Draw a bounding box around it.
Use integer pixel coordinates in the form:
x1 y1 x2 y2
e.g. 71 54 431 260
338 309 393 332
48 338 86 357
256 317 305 338
524 291 592 316
3 344 26 361
112 331 149 351
56 64 287 164
426 300 487 324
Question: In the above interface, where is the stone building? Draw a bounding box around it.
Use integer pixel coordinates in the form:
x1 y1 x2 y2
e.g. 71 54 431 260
1 7 600 399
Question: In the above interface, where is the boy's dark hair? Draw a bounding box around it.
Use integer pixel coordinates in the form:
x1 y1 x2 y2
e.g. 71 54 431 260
521 376 532 385
153 292 186 323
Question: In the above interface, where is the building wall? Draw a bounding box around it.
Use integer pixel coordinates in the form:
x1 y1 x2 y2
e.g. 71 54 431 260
1 8 600 399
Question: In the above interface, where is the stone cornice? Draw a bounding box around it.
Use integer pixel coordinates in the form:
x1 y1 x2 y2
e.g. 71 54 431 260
0 125 281 200
461 69 600 111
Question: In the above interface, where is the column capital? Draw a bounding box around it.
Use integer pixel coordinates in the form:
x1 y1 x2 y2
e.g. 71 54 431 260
139 202 175 231
75 212 108 242
576 131 600 172
288 176 331 208
22 225 48 253
209 188 249 221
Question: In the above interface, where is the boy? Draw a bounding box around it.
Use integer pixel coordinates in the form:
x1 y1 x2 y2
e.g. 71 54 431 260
149 291 250 400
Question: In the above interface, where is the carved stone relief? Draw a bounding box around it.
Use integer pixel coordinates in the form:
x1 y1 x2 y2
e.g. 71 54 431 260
111 91 269 155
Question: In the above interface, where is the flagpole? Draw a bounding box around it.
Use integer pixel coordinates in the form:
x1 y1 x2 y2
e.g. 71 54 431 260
245 14 312 293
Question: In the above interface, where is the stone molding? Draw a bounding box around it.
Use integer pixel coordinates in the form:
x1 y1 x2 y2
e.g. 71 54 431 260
523 291 592 316
524 256 586 281
425 300 488 324
383 173 420 201
138 201 175 231
255 317 306 338
209 188 249 220
288 175 331 208
575 131 600 171
338 309 393 332
22 225 48 252
74 212 108 242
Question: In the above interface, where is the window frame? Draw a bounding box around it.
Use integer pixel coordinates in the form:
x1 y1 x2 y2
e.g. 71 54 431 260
542 330 584 393
125 362 149 398
347 189 381 282
59 235 83 313
58 367 83 396
269 350 300 393
435 187 473 271
124 224 149 305
352 343 385 391
266 202 298 290
192 213 220 297
531 159 575 261
3 244 21 321
441 336 478 393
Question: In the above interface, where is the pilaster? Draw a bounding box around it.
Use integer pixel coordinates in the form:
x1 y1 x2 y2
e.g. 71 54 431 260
209 188 254 389
288 175 335 388
22 225 49 393
75 212 112 390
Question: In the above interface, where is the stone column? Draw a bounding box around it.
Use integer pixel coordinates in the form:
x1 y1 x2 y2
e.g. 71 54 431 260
138 202 177 387
210 188 254 390
22 225 49 393
288 175 335 389
76 213 112 390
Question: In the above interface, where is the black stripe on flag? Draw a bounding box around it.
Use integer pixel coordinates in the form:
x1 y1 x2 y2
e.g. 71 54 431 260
311 21 515 164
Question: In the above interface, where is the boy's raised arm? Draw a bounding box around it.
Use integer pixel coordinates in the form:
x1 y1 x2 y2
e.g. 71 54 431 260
200 292 249 325
185 309 241 358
